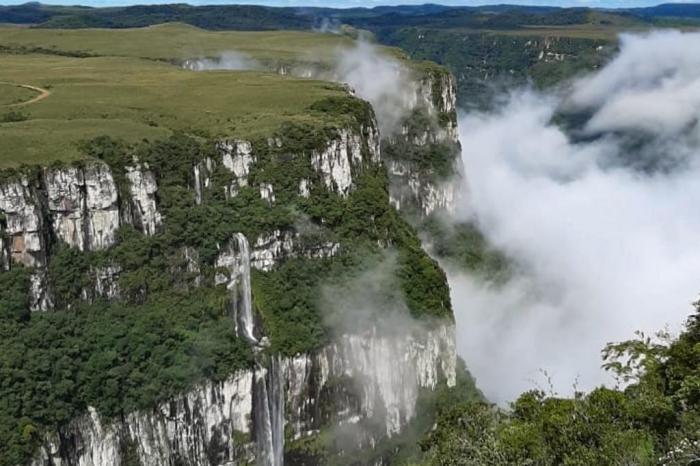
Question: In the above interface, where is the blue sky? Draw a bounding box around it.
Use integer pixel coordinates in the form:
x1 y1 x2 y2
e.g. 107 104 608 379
2 0 698 8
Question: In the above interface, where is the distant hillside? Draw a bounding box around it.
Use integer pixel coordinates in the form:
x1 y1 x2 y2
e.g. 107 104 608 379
0 2 658 30
628 3 700 18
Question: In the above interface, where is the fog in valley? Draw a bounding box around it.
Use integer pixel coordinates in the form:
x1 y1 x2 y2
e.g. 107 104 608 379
451 30 700 403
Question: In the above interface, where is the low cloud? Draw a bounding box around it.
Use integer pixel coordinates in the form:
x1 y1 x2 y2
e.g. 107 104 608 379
328 41 417 135
568 31 700 137
184 51 261 71
452 30 700 404
320 252 421 336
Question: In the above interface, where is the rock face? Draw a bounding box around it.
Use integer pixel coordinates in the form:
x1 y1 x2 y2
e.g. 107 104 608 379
385 71 464 218
387 159 461 216
0 160 163 311
311 125 381 198
31 371 257 466
43 162 120 251
0 233 9 271
221 139 255 199
0 177 47 268
125 162 162 236
249 230 340 272
30 323 457 466
185 52 459 218
81 265 122 303
286 323 457 441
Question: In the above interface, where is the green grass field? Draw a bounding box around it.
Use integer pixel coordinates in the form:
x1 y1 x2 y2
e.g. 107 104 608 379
0 82 38 106
0 24 383 168
0 23 359 62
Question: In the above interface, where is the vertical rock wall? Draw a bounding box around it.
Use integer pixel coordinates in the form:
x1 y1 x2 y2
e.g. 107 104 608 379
0 160 163 311
30 323 456 466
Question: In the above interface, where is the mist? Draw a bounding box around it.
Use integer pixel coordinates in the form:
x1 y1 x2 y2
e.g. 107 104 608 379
184 51 261 71
451 30 700 404
327 40 417 135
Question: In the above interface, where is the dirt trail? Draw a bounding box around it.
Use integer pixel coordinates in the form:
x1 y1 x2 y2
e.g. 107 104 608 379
1 82 51 107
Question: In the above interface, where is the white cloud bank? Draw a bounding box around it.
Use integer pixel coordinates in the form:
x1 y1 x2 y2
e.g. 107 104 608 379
451 30 700 404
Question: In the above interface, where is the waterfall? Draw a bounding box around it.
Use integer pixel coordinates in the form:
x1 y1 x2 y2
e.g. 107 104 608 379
254 356 285 466
229 232 257 343
193 163 202 205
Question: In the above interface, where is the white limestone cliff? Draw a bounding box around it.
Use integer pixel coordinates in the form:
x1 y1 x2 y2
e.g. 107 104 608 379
31 371 256 466
388 160 461 217
221 139 255 198
125 162 161 236
0 177 46 268
43 162 120 251
249 230 340 272
31 323 456 466
311 124 379 198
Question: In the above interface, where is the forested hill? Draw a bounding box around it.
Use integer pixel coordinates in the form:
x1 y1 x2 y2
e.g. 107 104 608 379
2 2 700 30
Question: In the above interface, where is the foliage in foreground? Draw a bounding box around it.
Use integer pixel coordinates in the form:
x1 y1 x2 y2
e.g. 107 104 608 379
419 305 700 465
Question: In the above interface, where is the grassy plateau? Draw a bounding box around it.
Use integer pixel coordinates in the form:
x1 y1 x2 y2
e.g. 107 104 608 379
0 24 378 168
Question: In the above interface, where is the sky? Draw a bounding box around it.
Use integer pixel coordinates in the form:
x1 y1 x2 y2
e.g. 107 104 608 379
3 0 699 8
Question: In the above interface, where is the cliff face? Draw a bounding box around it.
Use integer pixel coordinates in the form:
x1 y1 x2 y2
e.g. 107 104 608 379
1 94 459 465
0 161 160 311
384 71 463 218
30 324 456 466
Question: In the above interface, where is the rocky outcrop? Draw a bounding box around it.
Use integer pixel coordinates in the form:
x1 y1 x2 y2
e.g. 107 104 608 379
31 371 257 466
43 162 120 251
125 162 162 236
0 160 164 311
251 230 295 272
248 230 340 272
298 179 311 199
311 125 380 198
384 70 464 218
0 177 47 268
31 323 457 466
193 140 259 201
260 183 275 205
0 232 9 271
387 159 461 216
29 270 53 311
221 139 255 199
193 157 214 205
81 265 121 303
0 178 53 311
286 323 457 440
186 52 457 217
